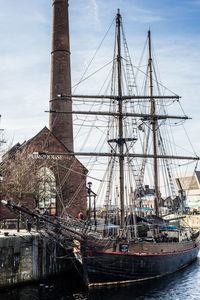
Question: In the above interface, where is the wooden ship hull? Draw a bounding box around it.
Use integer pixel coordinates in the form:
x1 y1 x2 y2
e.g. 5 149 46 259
82 239 200 286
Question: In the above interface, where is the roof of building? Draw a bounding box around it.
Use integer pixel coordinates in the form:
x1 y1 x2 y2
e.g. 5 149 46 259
1 126 87 171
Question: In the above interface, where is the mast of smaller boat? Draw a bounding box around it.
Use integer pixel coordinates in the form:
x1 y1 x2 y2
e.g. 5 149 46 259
148 30 159 216
116 9 125 227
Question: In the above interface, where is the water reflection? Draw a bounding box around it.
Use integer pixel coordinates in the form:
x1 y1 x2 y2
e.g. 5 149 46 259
0 273 86 300
0 257 199 300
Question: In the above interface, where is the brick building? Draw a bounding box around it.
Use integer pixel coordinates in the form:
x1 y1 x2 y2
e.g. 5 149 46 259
0 127 87 219
0 0 87 220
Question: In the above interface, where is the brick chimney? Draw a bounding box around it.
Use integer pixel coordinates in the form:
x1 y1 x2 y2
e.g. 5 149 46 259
49 0 74 151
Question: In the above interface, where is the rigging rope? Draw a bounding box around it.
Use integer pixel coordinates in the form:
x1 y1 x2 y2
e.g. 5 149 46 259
72 17 115 92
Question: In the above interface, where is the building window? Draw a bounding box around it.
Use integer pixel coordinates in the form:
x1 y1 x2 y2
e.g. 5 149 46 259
36 167 56 215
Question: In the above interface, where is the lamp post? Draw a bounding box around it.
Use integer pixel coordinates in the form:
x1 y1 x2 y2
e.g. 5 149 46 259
93 193 97 227
87 182 92 221
87 182 97 227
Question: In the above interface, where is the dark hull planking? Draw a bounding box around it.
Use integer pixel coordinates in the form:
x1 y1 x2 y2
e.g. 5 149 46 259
83 246 200 286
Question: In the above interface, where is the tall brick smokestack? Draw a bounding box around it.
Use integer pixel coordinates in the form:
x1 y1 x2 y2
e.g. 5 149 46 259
49 0 74 151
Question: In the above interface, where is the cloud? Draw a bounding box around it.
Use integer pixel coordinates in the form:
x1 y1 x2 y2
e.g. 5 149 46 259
131 15 166 23
129 7 167 23
89 0 101 28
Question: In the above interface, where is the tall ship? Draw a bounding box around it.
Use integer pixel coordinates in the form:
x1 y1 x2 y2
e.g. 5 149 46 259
2 8 200 288
72 9 200 287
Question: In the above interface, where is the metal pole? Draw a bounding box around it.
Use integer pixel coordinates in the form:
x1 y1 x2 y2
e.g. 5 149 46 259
94 194 97 228
87 182 92 221
88 191 91 221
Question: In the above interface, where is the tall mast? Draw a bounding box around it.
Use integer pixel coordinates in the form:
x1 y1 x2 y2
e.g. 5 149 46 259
148 30 159 216
116 9 125 227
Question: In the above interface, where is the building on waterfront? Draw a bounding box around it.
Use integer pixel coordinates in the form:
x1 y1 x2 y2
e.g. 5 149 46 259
0 127 87 219
174 171 200 210
0 0 87 220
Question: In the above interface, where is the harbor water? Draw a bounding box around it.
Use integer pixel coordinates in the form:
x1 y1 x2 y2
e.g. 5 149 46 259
1 255 200 300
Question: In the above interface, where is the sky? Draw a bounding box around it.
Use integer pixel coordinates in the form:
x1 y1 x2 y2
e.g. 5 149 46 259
0 0 200 157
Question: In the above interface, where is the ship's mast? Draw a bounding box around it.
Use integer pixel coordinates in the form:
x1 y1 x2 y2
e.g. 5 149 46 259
116 9 125 227
45 13 200 222
148 30 159 216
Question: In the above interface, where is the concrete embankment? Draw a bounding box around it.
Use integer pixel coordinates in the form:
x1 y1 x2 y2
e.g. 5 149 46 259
0 229 77 287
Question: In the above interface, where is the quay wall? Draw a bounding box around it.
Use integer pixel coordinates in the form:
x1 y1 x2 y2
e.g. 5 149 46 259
0 231 75 287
